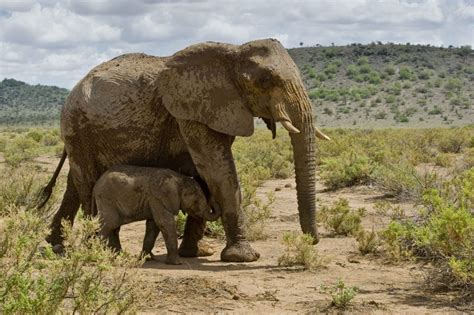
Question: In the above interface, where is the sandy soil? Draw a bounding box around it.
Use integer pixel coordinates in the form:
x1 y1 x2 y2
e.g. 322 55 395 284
2 154 471 313
119 177 470 314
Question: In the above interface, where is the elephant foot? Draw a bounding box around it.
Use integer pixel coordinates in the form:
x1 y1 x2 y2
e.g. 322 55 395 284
221 241 260 262
52 244 66 255
179 240 215 257
166 255 182 265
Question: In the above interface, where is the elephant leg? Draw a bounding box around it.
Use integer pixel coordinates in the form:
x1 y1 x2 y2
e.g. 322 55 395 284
178 120 259 262
46 172 81 248
107 227 122 253
179 216 215 257
150 203 181 265
141 219 160 260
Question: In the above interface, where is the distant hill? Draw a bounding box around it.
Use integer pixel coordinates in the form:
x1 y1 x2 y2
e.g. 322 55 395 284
0 78 68 125
1 43 473 127
289 43 473 127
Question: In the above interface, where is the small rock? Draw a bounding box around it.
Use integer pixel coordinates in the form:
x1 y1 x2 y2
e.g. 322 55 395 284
284 183 292 188
275 187 282 191
232 295 240 300
336 262 346 268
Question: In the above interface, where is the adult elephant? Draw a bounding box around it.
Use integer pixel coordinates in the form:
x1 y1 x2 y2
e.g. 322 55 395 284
40 38 330 262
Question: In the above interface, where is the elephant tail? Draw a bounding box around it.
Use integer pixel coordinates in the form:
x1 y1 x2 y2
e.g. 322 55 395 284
37 149 67 209
90 189 98 217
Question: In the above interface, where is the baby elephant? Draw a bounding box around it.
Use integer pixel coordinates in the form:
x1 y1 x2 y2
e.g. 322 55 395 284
92 165 220 265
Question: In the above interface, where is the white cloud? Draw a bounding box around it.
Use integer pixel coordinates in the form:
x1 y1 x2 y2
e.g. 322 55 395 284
0 0 36 12
0 4 121 48
0 0 472 88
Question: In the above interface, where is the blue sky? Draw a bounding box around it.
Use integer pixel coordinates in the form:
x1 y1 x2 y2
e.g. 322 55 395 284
0 0 473 88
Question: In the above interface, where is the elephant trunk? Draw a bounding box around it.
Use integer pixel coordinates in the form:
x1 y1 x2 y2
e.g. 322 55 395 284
274 82 319 243
205 207 221 221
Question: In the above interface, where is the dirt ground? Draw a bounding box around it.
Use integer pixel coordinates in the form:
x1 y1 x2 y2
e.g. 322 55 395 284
122 178 470 314
4 155 473 314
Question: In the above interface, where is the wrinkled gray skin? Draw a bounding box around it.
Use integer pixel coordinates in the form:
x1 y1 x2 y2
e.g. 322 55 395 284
93 166 219 265
44 38 329 262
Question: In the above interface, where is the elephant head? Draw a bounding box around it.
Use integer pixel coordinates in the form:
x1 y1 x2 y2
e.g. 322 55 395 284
181 178 221 222
159 38 329 242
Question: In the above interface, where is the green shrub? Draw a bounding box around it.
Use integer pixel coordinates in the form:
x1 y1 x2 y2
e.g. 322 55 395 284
399 67 413 80
385 65 396 75
42 132 60 146
434 153 453 167
0 166 49 215
0 209 146 313
278 232 323 270
444 78 462 92
359 64 371 74
176 211 187 236
0 136 7 152
367 71 381 84
356 229 380 255
320 151 374 189
320 279 358 309
357 56 369 65
417 69 432 80
318 198 365 236
381 169 473 291
436 129 470 153
346 64 359 77
428 106 442 115
380 220 414 261
385 95 396 103
372 160 440 201
3 136 39 167
205 219 225 239
26 130 43 143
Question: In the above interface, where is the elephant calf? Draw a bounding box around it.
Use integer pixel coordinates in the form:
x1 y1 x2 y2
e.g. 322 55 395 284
93 165 220 265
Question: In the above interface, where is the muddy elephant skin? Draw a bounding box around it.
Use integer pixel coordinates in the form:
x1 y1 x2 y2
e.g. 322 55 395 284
43 38 329 262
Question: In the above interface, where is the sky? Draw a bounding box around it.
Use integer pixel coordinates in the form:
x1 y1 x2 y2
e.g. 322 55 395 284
0 0 473 89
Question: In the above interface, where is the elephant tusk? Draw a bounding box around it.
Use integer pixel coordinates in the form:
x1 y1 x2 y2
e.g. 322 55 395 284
280 120 300 134
315 127 331 141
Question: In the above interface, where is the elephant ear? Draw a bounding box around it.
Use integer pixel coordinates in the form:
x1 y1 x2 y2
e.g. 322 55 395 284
158 42 254 137
148 175 180 215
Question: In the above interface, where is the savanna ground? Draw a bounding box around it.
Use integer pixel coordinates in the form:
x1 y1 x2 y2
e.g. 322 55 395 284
0 126 473 314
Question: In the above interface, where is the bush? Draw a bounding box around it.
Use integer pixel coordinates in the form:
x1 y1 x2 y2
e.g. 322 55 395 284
346 64 359 77
418 69 432 80
399 67 413 80
278 232 323 270
42 133 60 146
380 220 414 261
321 151 374 189
436 129 469 153
444 78 462 92
356 228 380 255
381 169 474 292
372 160 440 201
320 279 358 309
0 209 146 313
3 136 39 167
0 166 49 215
367 71 381 84
385 65 396 75
428 106 442 115
357 56 369 65
318 198 365 236
359 64 371 74
26 130 43 143
0 136 7 152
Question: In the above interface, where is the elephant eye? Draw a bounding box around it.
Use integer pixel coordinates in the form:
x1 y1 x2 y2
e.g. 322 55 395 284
257 73 273 89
